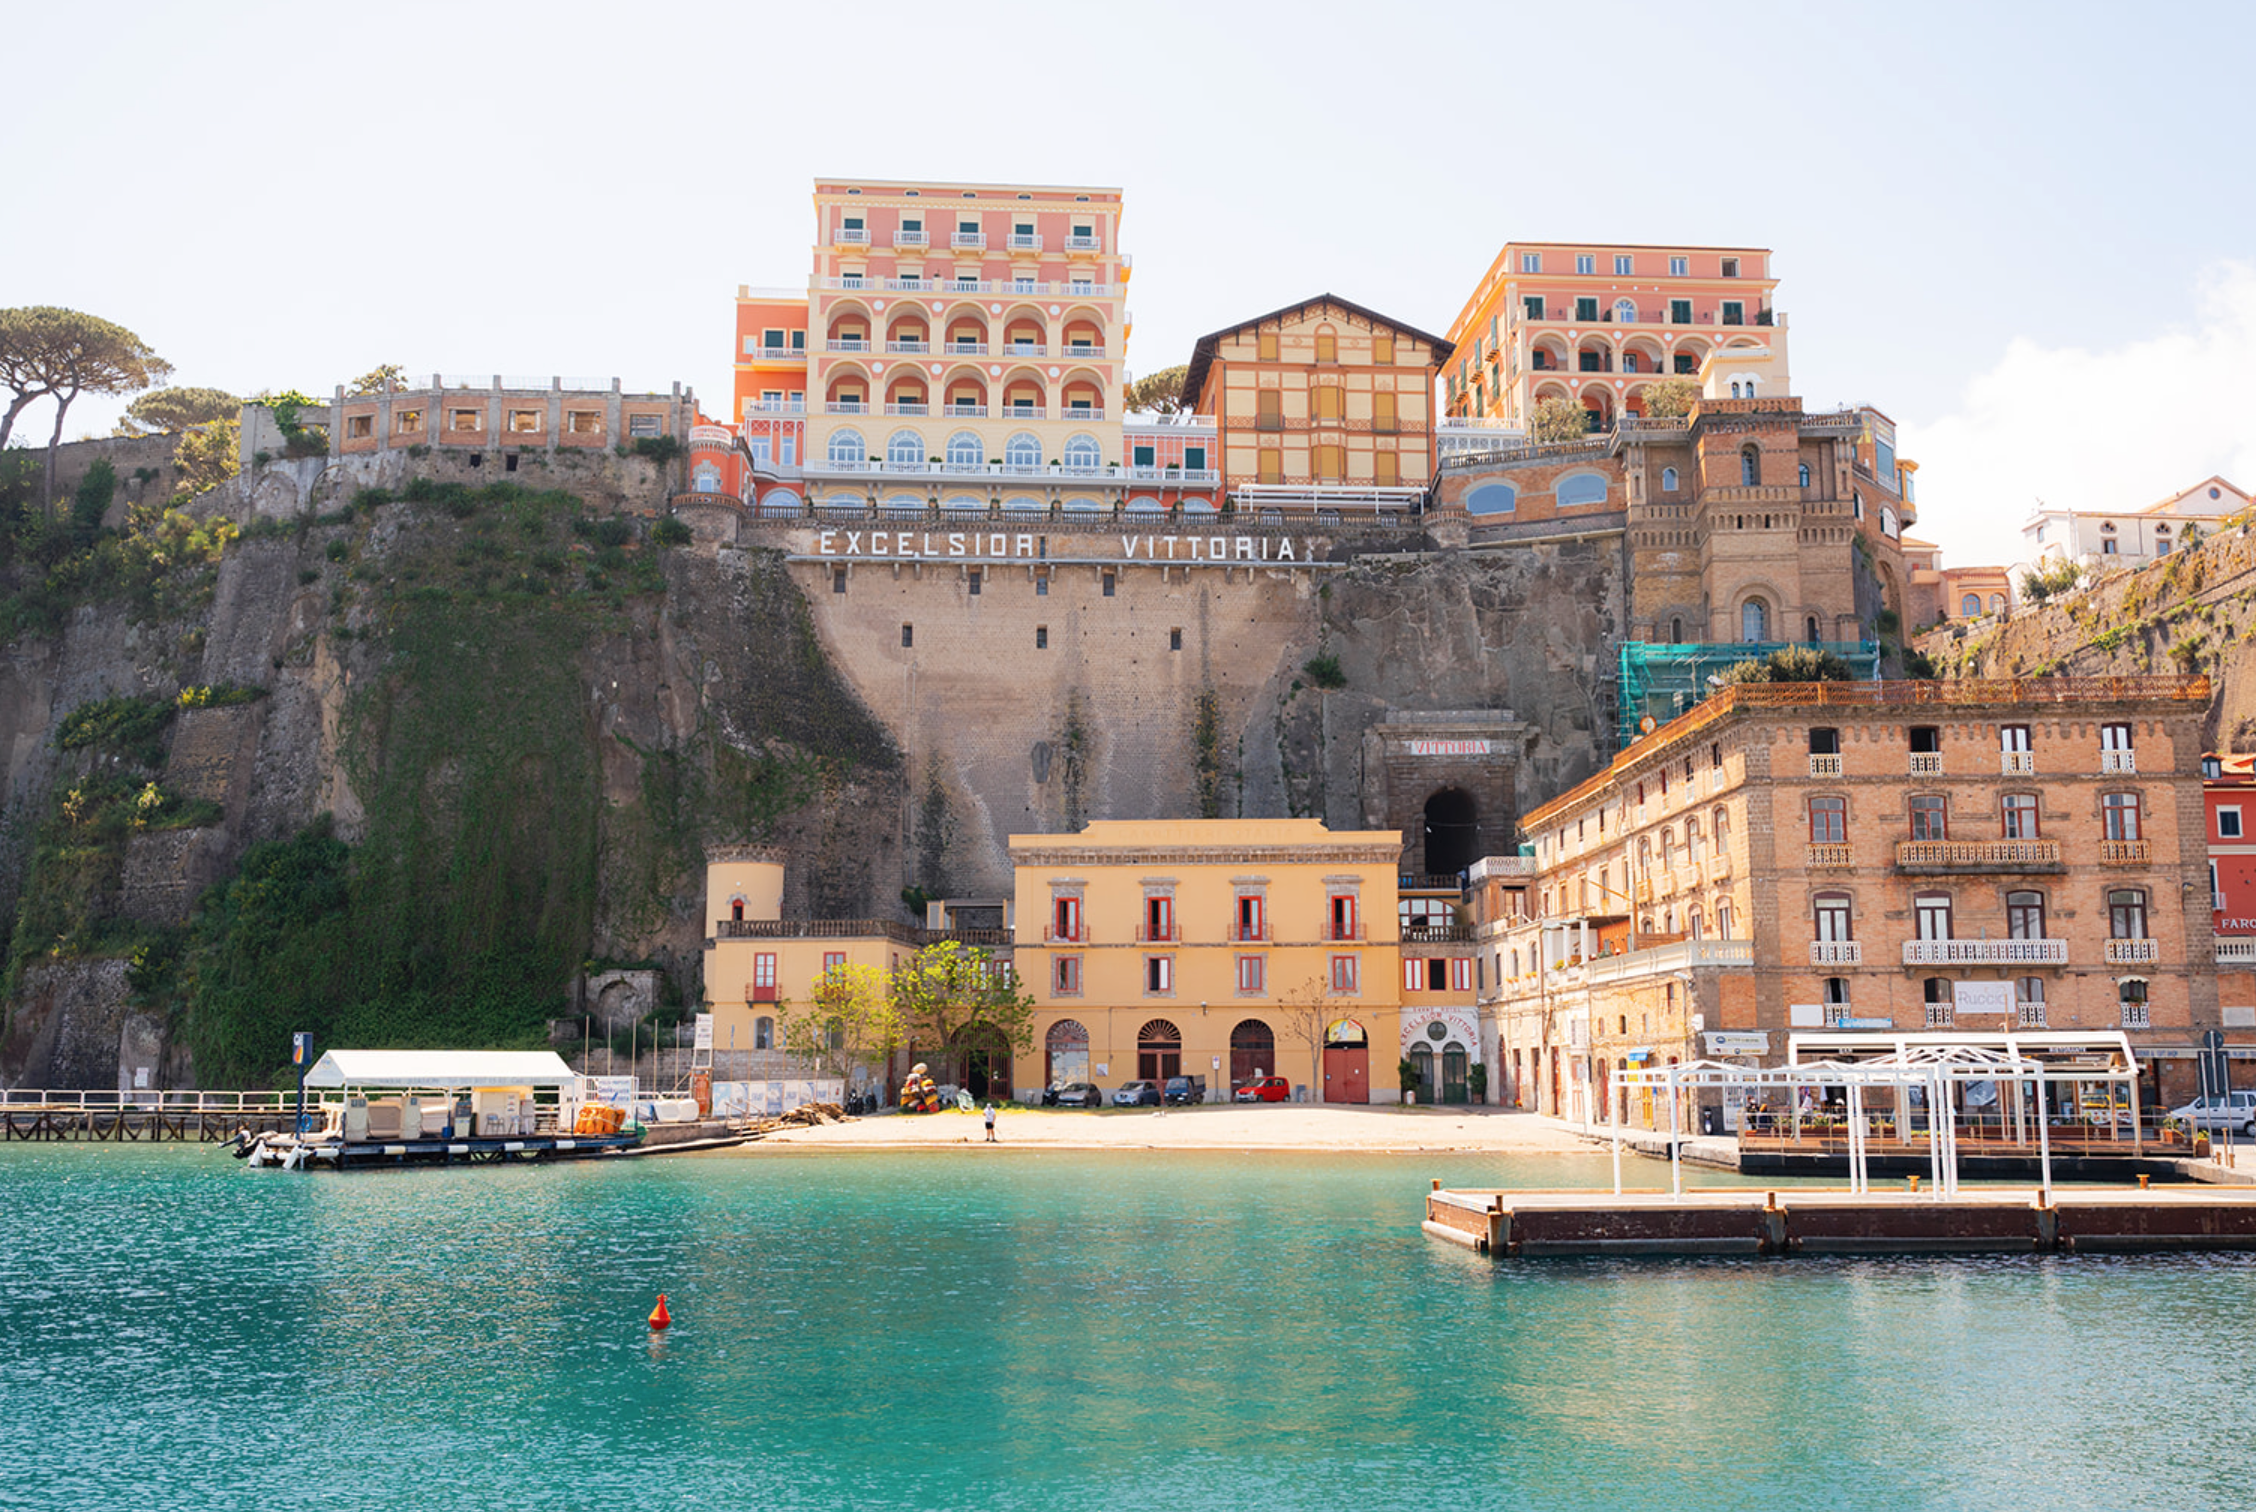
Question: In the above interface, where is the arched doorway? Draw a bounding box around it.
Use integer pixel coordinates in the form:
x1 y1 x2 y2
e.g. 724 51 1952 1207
950 1022 1013 1102
1442 1043 1469 1104
1229 1018 1274 1089
1422 788 1479 878
1045 1019 1089 1089
1322 1019 1369 1104
1409 1043 1435 1104
1137 1019 1182 1084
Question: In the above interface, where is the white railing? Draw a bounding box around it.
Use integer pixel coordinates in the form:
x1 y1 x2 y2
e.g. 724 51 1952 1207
1124 466 1219 485
826 401 869 415
2101 750 2137 773
892 230 928 247
1062 408 1104 421
1810 941 1863 965
885 341 930 354
1902 939 2069 965
1064 346 1107 360
1909 752 1942 776
2002 751 2034 774
2104 938 2159 966
2101 840 2150 864
835 226 869 244
2217 936 2256 963
1583 937 1754 984
883 404 928 416
1809 754 1843 777
944 343 989 356
1895 839 2062 868
2016 1004 2048 1028
0 1088 307 1113
951 231 987 248
1807 843 1851 868
819 277 1122 299
746 344 806 361
1007 233 1042 251
2121 1002 2152 1029
1003 406 1047 420
1065 235 1101 251
743 400 805 415
1003 343 1047 357
826 340 870 353
1925 1005 1955 1029
941 404 987 418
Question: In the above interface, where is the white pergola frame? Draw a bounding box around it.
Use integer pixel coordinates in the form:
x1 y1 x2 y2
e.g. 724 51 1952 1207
1609 1032 2143 1205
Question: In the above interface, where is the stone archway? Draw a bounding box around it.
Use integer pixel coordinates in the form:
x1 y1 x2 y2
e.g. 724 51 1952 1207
1137 1018 1182 1084
1228 1018 1275 1088
950 1022 1013 1102
1422 788 1479 878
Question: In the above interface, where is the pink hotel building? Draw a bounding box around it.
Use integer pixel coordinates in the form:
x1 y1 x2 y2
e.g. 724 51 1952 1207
732 179 1218 518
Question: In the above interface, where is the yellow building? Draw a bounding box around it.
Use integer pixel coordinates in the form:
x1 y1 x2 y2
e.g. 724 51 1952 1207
1009 819 1454 1103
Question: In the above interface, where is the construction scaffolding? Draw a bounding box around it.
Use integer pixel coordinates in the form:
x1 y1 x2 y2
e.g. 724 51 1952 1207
1615 640 1880 751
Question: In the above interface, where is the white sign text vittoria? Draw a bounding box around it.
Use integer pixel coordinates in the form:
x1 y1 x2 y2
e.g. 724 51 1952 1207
814 530 1323 564
1406 739 1493 757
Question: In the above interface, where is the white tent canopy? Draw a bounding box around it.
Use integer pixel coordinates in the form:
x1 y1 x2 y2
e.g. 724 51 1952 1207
303 1050 578 1091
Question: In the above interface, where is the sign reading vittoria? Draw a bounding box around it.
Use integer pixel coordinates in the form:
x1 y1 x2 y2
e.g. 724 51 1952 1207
1405 739 1493 757
812 530 1327 565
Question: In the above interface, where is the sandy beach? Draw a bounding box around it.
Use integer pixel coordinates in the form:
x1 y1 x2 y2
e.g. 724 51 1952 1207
744 1102 1600 1153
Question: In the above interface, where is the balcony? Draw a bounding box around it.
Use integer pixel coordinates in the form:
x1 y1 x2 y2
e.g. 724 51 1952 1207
1063 345 1107 360
1045 928 1086 944
1808 754 1842 777
2101 750 2137 773
1002 406 1047 421
1902 939 2069 965
941 404 987 418
891 230 928 247
746 345 806 364
826 340 871 354
1925 1005 1955 1029
944 342 989 357
825 401 869 415
2104 937 2159 966
1002 343 1047 358
2217 936 2256 964
1061 407 1104 422
1810 940 1863 966
1708 855 1732 881
835 227 869 244
744 400 806 415
2016 1003 2048 1028
1403 923 1473 943
951 231 987 249
885 341 930 355
2121 1002 2152 1029
883 403 928 416
1909 753 1942 776
2002 751 2034 775
1894 839 2062 872
1807 843 1852 868
2101 840 2150 864
1007 232 1042 251
1065 234 1101 251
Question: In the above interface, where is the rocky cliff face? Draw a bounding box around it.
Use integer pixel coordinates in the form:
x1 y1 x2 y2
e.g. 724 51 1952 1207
1920 520 2256 747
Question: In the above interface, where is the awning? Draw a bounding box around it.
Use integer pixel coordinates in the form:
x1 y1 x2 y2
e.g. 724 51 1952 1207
303 1049 578 1090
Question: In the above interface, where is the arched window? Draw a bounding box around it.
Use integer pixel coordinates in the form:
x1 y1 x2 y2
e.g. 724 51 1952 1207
1742 377 1757 397
1713 806 1730 856
1556 472 1608 508
946 430 982 469
1989 593 2007 616
1715 899 1733 938
1045 1019 1090 1087
1661 466 1679 492
1669 616 1683 643
1740 446 1761 486
1852 491 1864 520
1465 482 1517 515
1798 462 1811 488
1806 615 1821 643
692 461 720 493
1659 828 1675 870
1686 906 1703 940
1961 593 1981 617
755 1015 775 1050
1228 1018 1276 1085
1005 431 1042 471
1614 299 1636 323
1741 598 1768 643
885 429 924 470
1687 817 1705 863
827 428 867 467
1062 433 1102 473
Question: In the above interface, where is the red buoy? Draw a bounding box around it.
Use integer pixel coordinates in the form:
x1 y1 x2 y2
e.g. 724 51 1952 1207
648 1293 671 1331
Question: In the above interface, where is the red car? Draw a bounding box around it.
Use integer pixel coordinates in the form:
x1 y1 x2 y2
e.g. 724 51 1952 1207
1234 1076 1290 1103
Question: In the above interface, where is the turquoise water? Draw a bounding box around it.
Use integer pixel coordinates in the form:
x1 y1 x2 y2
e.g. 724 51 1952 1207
3 1145 2253 1511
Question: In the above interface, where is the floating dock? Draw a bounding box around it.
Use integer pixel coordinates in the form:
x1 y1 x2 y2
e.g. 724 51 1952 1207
1424 1185 2256 1258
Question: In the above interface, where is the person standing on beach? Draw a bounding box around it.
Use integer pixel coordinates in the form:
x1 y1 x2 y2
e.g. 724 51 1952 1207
983 1102 998 1142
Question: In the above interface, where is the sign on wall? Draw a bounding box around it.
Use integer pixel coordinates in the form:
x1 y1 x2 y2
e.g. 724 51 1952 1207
1952 982 2013 1015
1406 739 1493 757
812 528 1328 566
1703 1031 1770 1055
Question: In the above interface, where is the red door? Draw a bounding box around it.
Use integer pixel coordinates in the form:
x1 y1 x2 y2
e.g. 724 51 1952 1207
1323 1046 1369 1104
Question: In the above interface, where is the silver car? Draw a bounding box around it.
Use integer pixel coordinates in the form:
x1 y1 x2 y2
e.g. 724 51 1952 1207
2168 1091 2256 1136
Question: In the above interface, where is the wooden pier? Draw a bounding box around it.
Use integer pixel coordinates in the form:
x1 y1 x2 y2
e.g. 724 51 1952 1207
1 1092 302 1143
1424 1185 2256 1258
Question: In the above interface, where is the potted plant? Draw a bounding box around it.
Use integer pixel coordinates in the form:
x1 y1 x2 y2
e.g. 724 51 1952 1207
1468 1063 1488 1106
1398 1058 1421 1105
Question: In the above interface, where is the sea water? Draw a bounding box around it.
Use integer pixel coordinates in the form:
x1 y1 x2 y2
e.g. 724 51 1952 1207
1 1143 2252 1511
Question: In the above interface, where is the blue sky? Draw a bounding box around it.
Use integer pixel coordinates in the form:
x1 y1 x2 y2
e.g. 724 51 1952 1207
9 0 2254 572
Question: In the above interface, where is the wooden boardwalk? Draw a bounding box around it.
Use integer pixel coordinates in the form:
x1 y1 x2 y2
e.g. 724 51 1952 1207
1426 1184 2256 1258
1 1093 303 1143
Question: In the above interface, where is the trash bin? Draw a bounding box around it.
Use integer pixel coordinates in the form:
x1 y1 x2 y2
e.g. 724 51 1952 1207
1700 1105 1721 1137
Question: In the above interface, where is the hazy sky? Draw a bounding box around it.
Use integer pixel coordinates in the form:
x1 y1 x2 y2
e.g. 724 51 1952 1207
10 0 2254 573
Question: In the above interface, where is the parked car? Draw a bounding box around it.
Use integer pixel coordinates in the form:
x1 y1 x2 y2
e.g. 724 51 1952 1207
1163 1075 1207 1105
1111 1080 1162 1107
1234 1076 1291 1103
2168 1091 2256 1135
1048 1082 1104 1108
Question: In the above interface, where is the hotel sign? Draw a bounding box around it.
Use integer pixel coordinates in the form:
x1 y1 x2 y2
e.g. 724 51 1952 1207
1952 981 2013 1016
1406 739 1493 757
814 529 1328 565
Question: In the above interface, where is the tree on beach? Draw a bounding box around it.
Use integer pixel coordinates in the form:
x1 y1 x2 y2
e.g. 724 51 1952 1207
1272 973 1333 1095
890 939 1035 1092
773 960 901 1076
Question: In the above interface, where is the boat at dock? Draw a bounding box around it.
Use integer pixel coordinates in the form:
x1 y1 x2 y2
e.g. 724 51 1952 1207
235 1050 643 1171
